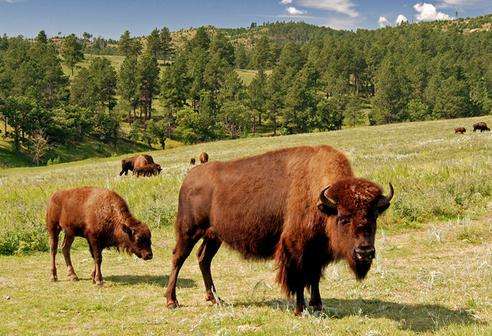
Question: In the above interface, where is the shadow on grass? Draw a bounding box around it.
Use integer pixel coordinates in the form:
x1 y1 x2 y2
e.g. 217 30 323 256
105 274 196 288
234 298 483 332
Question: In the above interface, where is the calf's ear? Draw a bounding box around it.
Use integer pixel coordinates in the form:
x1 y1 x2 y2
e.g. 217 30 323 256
122 225 134 238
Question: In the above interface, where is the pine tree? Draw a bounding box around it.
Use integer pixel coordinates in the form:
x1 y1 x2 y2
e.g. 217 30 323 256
60 34 84 75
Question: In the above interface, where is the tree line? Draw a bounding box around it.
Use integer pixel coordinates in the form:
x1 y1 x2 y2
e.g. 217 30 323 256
0 19 490 164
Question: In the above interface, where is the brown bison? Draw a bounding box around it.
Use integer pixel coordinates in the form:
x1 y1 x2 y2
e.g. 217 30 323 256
454 127 466 134
473 122 490 132
133 163 162 177
46 187 153 285
119 154 154 176
165 145 394 315
198 152 209 164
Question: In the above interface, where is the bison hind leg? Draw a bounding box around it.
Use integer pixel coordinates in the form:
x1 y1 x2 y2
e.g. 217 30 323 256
197 235 222 304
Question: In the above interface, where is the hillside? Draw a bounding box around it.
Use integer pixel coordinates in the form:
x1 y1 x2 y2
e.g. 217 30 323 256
0 116 490 335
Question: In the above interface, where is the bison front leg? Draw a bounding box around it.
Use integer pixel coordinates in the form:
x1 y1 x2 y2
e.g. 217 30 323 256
294 286 306 316
308 280 323 312
88 238 104 286
197 237 222 304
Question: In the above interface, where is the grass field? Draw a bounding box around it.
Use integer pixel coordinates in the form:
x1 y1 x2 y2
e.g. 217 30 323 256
0 116 491 335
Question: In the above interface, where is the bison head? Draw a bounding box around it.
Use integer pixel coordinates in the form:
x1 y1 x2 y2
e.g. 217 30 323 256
121 222 153 260
317 178 393 280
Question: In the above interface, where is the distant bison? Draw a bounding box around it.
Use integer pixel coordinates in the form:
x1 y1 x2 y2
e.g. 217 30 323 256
454 127 466 134
199 152 209 164
190 158 196 166
473 122 490 132
119 154 154 176
165 146 394 315
133 163 162 177
46 187 153 285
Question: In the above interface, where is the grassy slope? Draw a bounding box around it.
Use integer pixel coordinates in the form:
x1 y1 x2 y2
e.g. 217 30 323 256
0 116 491 335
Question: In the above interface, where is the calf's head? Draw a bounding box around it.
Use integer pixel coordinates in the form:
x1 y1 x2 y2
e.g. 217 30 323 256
121 221 153 260
318 178 393 279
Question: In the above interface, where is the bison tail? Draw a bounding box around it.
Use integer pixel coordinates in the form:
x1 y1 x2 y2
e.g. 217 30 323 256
274 240 302 298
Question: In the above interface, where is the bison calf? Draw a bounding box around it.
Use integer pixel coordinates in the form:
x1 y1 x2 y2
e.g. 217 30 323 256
454 127 466 134
46 187 153 285
199 152 209 164
133 163 162 177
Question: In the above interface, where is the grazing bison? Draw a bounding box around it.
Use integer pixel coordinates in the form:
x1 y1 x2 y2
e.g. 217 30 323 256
454 127 466 134
119 154 154 176
46 187 153 285
473 122 490 132
133 163 162 177
198 152 209 164
165 145 394 315
190 158 196 166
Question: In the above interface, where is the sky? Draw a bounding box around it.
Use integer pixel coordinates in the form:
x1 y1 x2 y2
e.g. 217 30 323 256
0 0 491 38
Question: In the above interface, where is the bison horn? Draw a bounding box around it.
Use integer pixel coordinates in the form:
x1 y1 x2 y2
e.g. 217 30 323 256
386 183 394 202
318 185 337 208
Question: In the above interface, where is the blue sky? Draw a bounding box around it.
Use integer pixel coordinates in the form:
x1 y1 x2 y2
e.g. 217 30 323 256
0 0 490 38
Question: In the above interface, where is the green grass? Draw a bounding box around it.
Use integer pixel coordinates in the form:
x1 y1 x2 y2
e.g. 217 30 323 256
0 116 491 335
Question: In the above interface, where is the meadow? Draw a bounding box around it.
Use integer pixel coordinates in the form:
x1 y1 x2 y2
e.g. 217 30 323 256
0 116 490 335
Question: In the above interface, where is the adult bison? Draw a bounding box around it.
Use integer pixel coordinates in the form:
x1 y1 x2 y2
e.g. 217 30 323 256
165 145 394 315
119 154 154 176
473 122 490 132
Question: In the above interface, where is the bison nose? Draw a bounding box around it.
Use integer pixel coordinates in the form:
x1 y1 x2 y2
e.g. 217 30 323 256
355 247 375 260
143 252 153 260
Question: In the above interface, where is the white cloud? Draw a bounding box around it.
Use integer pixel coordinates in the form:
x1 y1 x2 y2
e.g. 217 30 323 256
298 0 359 17
396 14 409 25
286 6 306 15
323 16 358 30
280 0 293 4
378 16 390 27
414 3 453 21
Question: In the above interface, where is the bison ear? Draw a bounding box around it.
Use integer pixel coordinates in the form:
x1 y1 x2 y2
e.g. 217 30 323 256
122 225 134 239
375 197 390 214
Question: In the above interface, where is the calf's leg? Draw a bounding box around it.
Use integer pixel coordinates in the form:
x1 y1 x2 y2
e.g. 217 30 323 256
48 228 60 282
61 233 78 281
197 237 222 303
88 238 103 286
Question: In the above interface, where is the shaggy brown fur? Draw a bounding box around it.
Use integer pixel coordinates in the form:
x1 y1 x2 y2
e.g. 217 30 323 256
165 145 393 315
133 163 162 177
46 187 153 285
473 122 490 132
454 127 466 134
198 152 209 164
119 154 154 176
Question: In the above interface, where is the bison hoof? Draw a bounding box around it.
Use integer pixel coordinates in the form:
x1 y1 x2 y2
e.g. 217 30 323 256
167 300 179 309
50 276 58 282
95 281 104 287
310 304 323 312
205 293 223 305
69 275 79 282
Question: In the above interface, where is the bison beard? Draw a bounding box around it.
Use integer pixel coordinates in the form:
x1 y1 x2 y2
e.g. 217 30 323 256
165 145 393 315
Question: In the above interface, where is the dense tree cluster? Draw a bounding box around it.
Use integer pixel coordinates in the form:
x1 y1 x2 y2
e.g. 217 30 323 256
0 17 490 162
